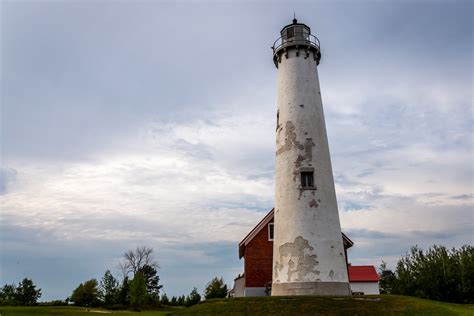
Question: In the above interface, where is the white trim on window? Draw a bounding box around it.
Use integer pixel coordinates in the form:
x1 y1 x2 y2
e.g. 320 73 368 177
268 223 274 241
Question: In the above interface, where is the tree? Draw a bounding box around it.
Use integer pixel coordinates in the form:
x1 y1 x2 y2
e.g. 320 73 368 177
264 281 272 296
70 279 100 307
15 278 41 306
160 293 169 305
390 245 474 303
121 246 157 276
170 296 177 306
185 287 201 307
0 284 17 305
454 245 474 302
117 261 129 281
129 273 147 309
116 276 130 306
378 261 396 294
204 277 228 299
138 264 163 300
100 270 118 306
0 279 41 306
177 295 186 306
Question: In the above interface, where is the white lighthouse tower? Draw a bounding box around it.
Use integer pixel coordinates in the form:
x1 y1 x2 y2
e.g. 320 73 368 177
271 18 351 296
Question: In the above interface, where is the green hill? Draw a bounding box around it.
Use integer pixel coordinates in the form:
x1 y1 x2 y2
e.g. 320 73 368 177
1 296 472 315
170 295 473 316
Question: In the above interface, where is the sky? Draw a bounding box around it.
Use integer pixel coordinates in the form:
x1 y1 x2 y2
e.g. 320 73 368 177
1 0 473 301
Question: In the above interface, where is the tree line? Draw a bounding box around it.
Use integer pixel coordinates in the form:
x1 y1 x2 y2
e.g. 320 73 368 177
159 277 227 307
379 244 473 304
69 246 164 309
1 246 229 310
70 247 228 310
0 278 41 306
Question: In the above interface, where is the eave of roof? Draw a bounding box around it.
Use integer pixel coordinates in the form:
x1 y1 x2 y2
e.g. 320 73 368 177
238 208 274 258
234 274 244 281
342 232 354 248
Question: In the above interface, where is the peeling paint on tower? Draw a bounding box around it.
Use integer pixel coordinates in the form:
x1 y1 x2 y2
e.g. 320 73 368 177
276 121 304 156
274 236 320 282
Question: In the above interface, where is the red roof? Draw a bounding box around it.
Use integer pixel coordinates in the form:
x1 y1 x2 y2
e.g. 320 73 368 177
348 265 379 282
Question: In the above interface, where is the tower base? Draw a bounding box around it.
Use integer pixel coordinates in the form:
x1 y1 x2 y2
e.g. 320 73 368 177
271 281 351 296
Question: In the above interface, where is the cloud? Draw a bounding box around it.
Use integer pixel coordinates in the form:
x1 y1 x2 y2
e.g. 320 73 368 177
0 168 17 195
450 194 473 200
1 114 275 245
1 112 277 299
344 229 398 240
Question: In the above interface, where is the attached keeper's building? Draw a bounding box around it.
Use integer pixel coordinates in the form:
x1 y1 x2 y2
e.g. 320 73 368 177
232 209 380 297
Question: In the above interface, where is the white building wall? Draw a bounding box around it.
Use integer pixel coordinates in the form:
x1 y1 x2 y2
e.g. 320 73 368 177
233 277 245 297
350 282 380 295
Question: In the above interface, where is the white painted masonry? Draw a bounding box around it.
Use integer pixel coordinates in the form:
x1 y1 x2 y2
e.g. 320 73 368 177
350 282 380 295
271 20 350 296
244 287 267 297
233 277 245 297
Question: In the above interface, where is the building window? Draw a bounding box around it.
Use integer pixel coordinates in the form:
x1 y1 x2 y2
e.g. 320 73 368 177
268 223 274 241
301 171 314 188
286 27 294 39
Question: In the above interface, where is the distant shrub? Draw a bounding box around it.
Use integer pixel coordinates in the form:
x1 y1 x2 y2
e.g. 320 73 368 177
106 303 127 310
160 293 169 305
264 281 272 296
204 277 228 299
185 287 201 307
39 300 68 306
70 279 101 307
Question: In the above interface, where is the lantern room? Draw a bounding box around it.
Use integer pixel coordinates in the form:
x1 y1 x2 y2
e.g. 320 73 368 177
281 18 311 42
272 18 321 67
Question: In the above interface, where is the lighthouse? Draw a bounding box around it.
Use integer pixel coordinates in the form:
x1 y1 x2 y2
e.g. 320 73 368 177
271 19 351 296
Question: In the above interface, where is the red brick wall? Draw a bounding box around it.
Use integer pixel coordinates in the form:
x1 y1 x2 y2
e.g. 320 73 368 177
244 220 273 287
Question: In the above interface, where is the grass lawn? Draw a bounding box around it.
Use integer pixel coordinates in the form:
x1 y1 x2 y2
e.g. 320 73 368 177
0 306 175 316
1 296 472 315
171 295 474 316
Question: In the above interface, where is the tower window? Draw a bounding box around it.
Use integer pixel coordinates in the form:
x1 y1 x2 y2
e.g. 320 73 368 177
303 28 310 40
301 171 314 188
268 223 274 241
294 26 303 39
286 27 294 39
